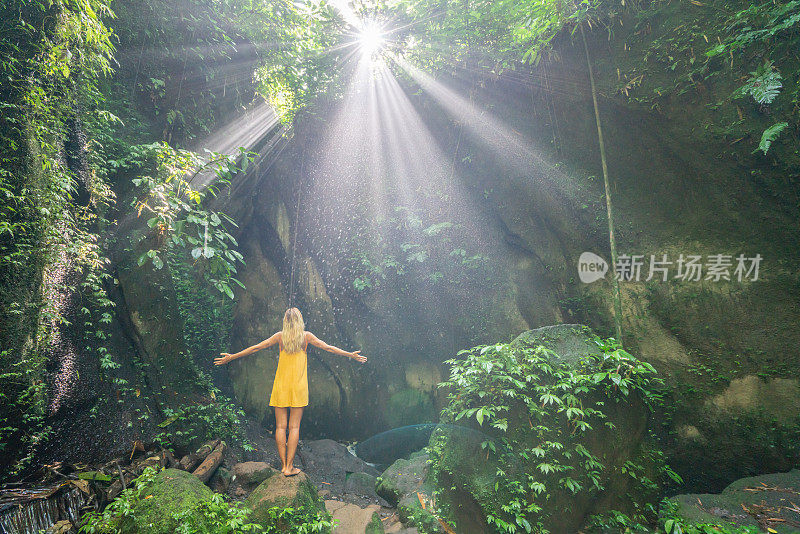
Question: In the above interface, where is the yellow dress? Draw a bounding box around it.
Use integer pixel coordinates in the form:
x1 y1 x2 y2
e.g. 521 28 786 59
269 345 309 408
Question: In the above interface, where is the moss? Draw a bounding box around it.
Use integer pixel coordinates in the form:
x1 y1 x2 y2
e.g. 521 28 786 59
119 468 214 534
245 471 331 530
397 493 443 533
365 511 385 534
376 452 431 506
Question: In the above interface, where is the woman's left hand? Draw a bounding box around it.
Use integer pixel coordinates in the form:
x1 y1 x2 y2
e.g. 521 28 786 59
214 353 232 365
349 350 367 363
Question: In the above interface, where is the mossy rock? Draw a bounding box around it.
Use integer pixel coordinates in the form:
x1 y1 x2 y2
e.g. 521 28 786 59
377 451 442 532
120 468 214 533
365 511 384 534
431 325 653 533
397 492 443 533
510 324 602 366
245 471 331 531
666 469 800 533
376 451 431 505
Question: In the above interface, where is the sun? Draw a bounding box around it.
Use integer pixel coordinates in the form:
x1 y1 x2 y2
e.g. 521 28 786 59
358 21 385 55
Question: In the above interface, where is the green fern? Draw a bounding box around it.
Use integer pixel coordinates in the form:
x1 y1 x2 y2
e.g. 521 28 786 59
756 121 789 154
733 61 782 105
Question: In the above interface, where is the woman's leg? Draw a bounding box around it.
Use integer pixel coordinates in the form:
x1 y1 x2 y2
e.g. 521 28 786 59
284 407 304 476
274 407 288 472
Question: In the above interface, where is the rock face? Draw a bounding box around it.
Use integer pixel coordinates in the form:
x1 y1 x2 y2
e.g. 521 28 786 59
245 471 330 529
667 469 800 533
213 31 800 492
119 469 214 533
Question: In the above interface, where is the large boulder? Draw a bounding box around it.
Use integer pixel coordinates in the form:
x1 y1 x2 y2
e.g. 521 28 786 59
510 324 602 364
355 424 436 467
245 471 331 530
377 451 442 533
298 440 379 491
429 325 656 533
233 461 278 488
665 469 800 533
119 468 214 533
376 451 432 507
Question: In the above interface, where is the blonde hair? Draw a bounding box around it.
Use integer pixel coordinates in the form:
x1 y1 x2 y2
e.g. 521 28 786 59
281 308 305 353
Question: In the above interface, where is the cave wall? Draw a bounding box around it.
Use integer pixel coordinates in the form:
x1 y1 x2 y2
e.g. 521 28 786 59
216 24 800 492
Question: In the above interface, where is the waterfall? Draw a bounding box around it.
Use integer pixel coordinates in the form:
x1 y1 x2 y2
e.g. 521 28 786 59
0 485 87 534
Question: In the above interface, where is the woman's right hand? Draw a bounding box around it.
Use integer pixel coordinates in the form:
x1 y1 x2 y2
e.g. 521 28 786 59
349 350 367 363
214 353 232 366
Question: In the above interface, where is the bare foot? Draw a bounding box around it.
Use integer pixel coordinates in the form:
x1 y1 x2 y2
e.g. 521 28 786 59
282 467 301 477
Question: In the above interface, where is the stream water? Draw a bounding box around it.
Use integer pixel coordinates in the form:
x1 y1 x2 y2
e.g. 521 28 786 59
0 484 86 534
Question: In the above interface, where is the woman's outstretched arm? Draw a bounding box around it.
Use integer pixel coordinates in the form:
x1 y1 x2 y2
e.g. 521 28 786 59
215 332 281 365
306 332 367 363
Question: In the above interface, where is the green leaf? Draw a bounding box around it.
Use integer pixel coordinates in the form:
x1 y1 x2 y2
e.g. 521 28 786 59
755 122 789 155
76 471 113 482
158 414 179 427
222 284 234 299
705 43 726 57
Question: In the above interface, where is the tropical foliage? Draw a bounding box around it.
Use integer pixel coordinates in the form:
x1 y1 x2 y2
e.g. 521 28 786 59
429 337 678 533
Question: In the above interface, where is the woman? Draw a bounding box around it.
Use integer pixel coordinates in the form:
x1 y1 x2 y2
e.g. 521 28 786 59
214 308 366 476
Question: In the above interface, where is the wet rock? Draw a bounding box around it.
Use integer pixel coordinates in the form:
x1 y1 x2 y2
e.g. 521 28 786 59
232 461 278 488
45 520 76 533
376 452 441 533
376 451 430 506
383 514 420 534
344 472 379 497
119 468 214 533
209 466 233 493
298 439 380 498
245 471 330 529
325 500 384 533
355 425 436 467
666 469 800 533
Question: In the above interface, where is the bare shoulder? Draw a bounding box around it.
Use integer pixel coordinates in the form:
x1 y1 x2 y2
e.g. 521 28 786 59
305 331 323 346
269 331 281 347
